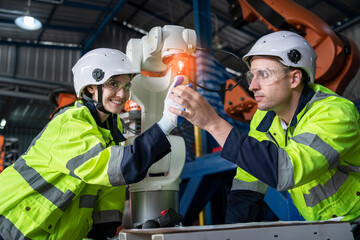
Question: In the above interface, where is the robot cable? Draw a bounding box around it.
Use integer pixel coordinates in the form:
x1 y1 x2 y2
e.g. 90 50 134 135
191 48 245 93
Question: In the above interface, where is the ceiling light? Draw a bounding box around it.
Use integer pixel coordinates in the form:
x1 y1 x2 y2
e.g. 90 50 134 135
15 0 42 31
0 119 6 129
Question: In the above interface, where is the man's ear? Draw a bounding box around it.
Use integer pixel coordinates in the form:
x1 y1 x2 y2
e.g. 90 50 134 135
291 69 302 88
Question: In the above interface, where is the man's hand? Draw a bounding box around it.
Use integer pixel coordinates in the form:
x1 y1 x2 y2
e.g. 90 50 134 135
167 85 216 131
167 85 233 147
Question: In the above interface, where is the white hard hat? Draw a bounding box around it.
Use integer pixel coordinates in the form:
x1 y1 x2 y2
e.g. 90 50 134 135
72 48 139 97
243 31 317 84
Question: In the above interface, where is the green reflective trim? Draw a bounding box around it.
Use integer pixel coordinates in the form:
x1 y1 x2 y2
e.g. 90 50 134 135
0 215 31 240
79 195 98 208
13 158 75 212
292 132 339 169
231 178 268 194
108 146 126 186
92 210 123 224
277 148 294 190
304 169 348 207
66 143 105 179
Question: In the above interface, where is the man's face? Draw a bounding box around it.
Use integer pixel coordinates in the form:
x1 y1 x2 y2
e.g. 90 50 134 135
248 57 292 113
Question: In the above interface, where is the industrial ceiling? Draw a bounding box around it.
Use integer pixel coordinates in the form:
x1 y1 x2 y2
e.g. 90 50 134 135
0 0 359 152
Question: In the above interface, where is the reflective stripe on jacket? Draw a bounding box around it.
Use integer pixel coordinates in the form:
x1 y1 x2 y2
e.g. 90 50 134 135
0 100 171 239
221 84 360 221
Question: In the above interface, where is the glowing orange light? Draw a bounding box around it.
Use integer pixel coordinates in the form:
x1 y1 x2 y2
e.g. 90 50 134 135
178 60 185 72
169 54 190 75
140 53 195 82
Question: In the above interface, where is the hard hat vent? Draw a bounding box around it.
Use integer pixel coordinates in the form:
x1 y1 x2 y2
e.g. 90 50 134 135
92 68 104 82
287 49 301 64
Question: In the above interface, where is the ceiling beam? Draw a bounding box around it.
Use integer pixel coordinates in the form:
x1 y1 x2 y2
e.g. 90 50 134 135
0 89 49 101
0 75 72 101
60 1 113 11
0 40 81 50
0 75 72 89
82 0 130 52
37 4 58 42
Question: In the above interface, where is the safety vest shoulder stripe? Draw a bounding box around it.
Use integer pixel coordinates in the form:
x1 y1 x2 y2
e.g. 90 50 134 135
277 148 294 191
305 91 339 112
304 168 348 207
0 215 31 240
51 105 74 120
79 195 98 208
66 143 105 179
292 132 340 170
231 178 268 194
76 101 83 108
108 146 126 186
13 158 75 212
338 165 360 173
92 210 123 224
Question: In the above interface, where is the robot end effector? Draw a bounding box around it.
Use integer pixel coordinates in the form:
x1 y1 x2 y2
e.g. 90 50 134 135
126 25 197 74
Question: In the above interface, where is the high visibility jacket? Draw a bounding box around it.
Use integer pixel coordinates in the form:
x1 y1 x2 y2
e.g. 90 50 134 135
221 84 360 221
0 100 171 240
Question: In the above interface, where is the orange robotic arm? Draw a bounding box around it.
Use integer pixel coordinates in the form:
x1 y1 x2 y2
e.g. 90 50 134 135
224 0 360 123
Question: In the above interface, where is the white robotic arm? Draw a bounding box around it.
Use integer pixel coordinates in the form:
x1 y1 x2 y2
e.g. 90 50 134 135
126 25 196 130
125 25 197 228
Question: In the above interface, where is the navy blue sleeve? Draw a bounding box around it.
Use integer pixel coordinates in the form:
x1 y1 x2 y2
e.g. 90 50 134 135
220 127 279 188
87 222 120 240
121 123 171 184
225 190 265 223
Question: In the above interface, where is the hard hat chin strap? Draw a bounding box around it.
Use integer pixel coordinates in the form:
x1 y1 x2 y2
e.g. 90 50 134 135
83 97 126 145
96 85 111 114
81 85 111 115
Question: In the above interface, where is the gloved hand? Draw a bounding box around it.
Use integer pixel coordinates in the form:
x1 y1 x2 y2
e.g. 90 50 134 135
157 76 186 135
164 76 187 126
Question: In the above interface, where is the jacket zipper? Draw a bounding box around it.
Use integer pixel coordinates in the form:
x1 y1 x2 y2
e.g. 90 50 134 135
267 132 279 147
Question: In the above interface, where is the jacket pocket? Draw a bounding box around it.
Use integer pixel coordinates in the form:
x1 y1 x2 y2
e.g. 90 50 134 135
20 195 64 234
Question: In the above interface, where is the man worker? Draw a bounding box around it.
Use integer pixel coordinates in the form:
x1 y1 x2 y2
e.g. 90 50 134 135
166 31 360 223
